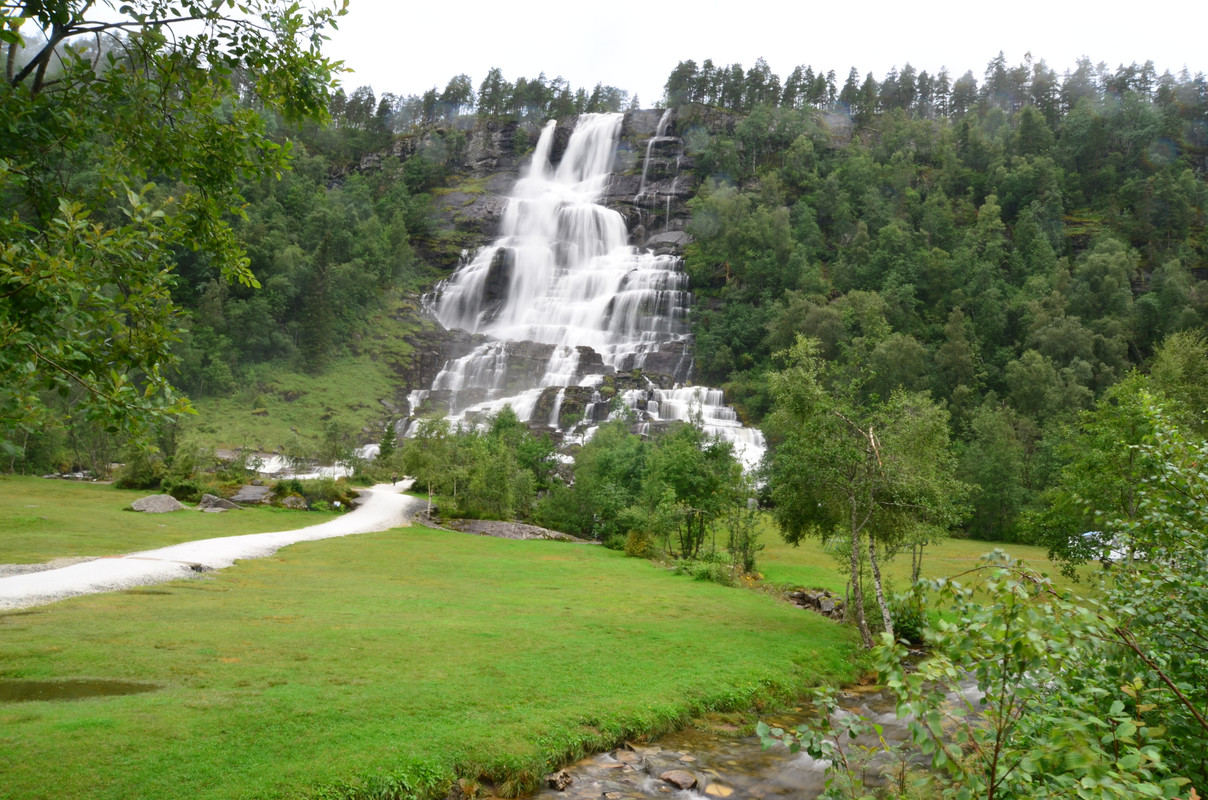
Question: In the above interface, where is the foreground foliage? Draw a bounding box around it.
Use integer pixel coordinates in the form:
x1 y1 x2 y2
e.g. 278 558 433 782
1 0 345 456
761 395 1208 797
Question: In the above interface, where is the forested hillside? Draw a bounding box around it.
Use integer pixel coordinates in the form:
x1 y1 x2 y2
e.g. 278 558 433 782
6 49 1208 550
660 55 1207 544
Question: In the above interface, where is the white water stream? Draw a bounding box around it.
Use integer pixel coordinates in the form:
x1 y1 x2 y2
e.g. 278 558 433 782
415 113 765 470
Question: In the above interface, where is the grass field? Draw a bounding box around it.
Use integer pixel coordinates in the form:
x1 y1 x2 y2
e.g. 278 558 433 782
0 524 859 800
0 477 338 564
186 299 424 453
1 479 1097 800
757 518 1091 596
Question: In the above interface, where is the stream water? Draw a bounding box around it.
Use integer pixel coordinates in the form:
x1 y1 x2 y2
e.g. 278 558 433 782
531 681 954 800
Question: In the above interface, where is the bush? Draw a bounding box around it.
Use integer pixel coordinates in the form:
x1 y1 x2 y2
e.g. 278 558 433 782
272 477 357 510
889 594 926 644
113 448 166 490
622 529 652 557
672 554 735 586
161 477 204 503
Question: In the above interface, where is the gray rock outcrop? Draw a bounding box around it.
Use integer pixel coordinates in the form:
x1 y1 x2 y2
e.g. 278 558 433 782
198 494 240 511
230 485 272 504
131 494 186 513
789 588 846 620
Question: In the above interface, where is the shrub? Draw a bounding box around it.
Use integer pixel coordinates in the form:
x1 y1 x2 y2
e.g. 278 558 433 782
622 529 652 557
161 477 204 503
273 477 357 510
889 594 926 644
113 448 166 490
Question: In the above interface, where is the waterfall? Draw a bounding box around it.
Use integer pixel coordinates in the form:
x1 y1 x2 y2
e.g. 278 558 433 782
420 112 765 470
636 108 673 200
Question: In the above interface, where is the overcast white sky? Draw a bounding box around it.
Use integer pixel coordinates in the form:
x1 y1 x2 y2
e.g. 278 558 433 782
323 0 1208 107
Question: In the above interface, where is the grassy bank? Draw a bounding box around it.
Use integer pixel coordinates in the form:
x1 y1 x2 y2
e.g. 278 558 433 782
0 477 338 564
187 299 424 453
758 517 1090 595
0 526 858 800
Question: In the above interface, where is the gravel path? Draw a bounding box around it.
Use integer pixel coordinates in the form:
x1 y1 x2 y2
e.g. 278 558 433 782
0 482 424 611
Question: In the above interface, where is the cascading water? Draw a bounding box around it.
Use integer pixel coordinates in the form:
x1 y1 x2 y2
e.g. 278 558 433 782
417 112 765 470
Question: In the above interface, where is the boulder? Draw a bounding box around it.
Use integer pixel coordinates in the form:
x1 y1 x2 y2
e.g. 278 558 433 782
131 494 186 513
645 231 693 253
230 485 272 504
280 495 308 510
544 769 573 791
198 494 240 511
659 770 697 790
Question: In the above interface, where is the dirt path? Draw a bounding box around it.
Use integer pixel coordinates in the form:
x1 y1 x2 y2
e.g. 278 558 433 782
0 482 425 611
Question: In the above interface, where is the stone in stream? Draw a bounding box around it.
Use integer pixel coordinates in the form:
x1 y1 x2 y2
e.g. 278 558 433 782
703 785 734 798
544 769 573 791
658 770 697 790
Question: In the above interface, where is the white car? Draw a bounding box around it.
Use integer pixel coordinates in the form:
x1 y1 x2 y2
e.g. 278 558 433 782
1081 531 1137 563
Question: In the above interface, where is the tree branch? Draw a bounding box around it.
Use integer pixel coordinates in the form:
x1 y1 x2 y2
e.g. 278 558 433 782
1113 623 1208 733
28 346 125 408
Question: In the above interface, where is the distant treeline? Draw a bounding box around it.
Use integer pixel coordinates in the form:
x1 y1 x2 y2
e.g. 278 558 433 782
329 69 636 135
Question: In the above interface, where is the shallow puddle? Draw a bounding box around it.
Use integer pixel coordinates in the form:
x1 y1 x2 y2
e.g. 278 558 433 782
0 679 160 703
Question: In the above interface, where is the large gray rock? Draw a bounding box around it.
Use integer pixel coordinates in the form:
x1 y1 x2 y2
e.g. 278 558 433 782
198 494 240 511
230 485 272 504
131 494 186 513
645 231 694 253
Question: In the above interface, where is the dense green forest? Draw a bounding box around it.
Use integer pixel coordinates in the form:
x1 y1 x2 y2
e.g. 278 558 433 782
660 54 1208 547
6 46 1208 554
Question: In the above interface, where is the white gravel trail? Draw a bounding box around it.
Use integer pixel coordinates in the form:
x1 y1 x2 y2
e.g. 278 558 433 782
0 482 424 611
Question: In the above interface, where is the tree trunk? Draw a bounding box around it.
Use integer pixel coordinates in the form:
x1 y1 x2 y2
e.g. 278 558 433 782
868 536 894 641
849 500 873 648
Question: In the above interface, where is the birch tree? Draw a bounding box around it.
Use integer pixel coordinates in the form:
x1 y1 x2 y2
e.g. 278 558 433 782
764 336 968 647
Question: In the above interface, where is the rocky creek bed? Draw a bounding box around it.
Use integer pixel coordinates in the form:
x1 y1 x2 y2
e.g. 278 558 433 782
532 682 931 800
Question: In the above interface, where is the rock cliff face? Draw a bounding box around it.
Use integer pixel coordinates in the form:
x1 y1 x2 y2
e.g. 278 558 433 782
379 111 707 435
408 110 701 268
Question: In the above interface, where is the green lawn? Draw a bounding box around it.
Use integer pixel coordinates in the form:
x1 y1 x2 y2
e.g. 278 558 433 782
0 477 338 564
757 517 1091 596
0 526 858 800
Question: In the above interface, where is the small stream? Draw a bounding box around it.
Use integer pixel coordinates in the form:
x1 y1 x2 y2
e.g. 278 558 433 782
532 680 966 800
